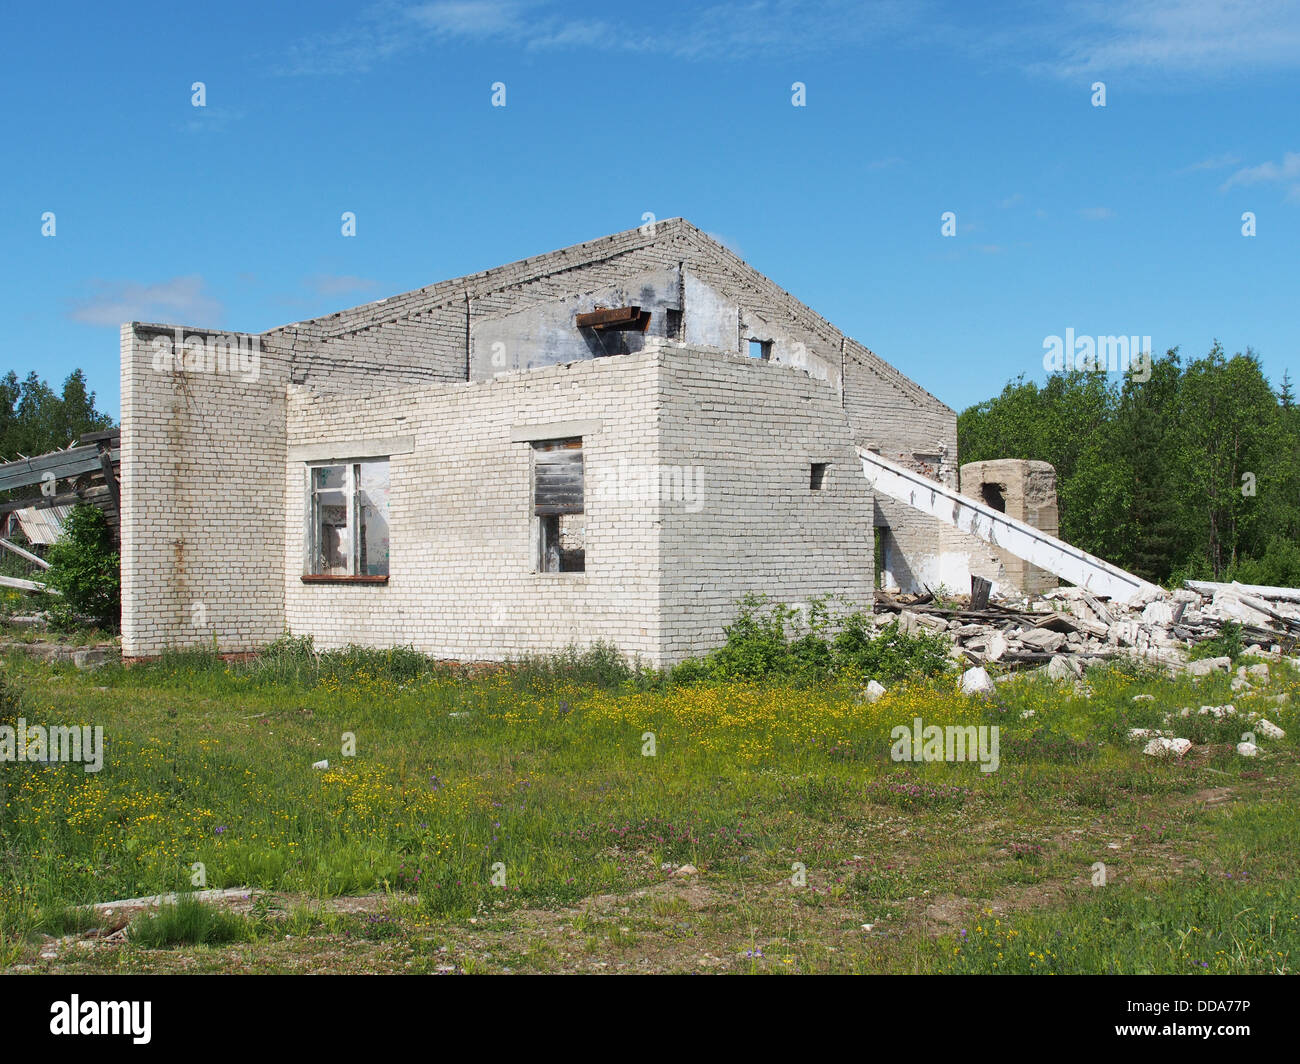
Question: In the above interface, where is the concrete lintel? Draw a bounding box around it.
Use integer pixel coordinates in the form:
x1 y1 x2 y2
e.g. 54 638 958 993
288 436 415 463
510 419 603 443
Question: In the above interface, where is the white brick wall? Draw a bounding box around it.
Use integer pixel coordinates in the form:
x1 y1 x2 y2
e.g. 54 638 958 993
657 345 875 661
120 324 287 657
282 349 663 662
120 220 960 659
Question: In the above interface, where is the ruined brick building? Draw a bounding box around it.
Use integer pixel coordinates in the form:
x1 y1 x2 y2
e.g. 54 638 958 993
119 218 1052 664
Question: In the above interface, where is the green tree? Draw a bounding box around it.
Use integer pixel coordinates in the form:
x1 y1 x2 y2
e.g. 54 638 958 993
959 343 1296 585
44 504 120 629
0 368 115 460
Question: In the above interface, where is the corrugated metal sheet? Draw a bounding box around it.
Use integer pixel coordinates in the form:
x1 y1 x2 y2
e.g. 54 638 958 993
14 505 73 545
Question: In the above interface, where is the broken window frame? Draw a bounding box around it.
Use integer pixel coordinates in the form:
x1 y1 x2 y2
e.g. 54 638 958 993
304 458 391 582
531 438 585 574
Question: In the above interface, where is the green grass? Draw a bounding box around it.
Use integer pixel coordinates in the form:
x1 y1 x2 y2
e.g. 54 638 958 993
1 640 1298 973
938 872 1298 974
128 895 251 949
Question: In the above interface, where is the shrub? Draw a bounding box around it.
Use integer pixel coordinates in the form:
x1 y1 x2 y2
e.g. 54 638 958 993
511 641 653 690
709 595 804 681
128 895 249 948
832 616 954 683
1188 621 1243 662
670 595 955 685
43 504 119 629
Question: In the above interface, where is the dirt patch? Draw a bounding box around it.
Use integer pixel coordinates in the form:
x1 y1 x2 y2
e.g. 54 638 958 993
1193 786 1235 806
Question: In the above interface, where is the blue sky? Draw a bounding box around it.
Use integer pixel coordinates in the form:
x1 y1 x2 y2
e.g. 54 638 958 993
3 0 1298 419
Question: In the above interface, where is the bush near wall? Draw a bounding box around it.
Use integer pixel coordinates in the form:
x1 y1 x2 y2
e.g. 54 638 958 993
43 504 120 630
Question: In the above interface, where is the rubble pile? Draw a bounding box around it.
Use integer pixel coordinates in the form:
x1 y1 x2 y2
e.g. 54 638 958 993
874 579 1300 677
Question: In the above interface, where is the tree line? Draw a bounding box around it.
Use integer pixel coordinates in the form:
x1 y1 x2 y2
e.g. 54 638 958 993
958 343 1300 588
0 369 115 461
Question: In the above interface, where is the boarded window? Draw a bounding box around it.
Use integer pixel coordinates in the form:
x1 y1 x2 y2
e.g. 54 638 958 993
308 460 390 577
532 438 584 572
533 438 584 515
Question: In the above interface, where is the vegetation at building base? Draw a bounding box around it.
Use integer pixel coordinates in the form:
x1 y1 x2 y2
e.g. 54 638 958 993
2 624 1296 974
669 594 955 686
959 343 1300 586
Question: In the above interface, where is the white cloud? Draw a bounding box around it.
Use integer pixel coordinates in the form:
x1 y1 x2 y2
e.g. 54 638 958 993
279 0 928 73
1221 151 1300 200
976 0 1300 82
1078 206 1115 221
68 276 223 328
408 0 536 37
705 231 742 256
277 0 1300 82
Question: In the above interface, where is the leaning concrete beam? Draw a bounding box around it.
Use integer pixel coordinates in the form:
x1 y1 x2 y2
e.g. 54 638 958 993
0 573 59 594
858 448 1162 604
1186 579 1300 602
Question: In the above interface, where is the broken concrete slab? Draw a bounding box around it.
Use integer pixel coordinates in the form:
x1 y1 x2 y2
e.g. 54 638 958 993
85 886 254 913
1016 628 1067 653
877 576 1300 681
1187 656 1231 677
1046 655 1081 682
1143 736 1192 758
959 666 995 697
1256 719 1286 740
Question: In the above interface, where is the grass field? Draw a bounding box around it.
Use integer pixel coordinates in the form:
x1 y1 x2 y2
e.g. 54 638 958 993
1 638 1297 974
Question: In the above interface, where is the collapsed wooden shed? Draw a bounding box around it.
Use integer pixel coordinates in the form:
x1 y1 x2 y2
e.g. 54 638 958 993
0 430 121 581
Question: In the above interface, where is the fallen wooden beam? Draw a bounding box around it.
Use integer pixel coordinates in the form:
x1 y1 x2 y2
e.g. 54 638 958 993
0 486 110 516
0 446 120 493
575 305 648 330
